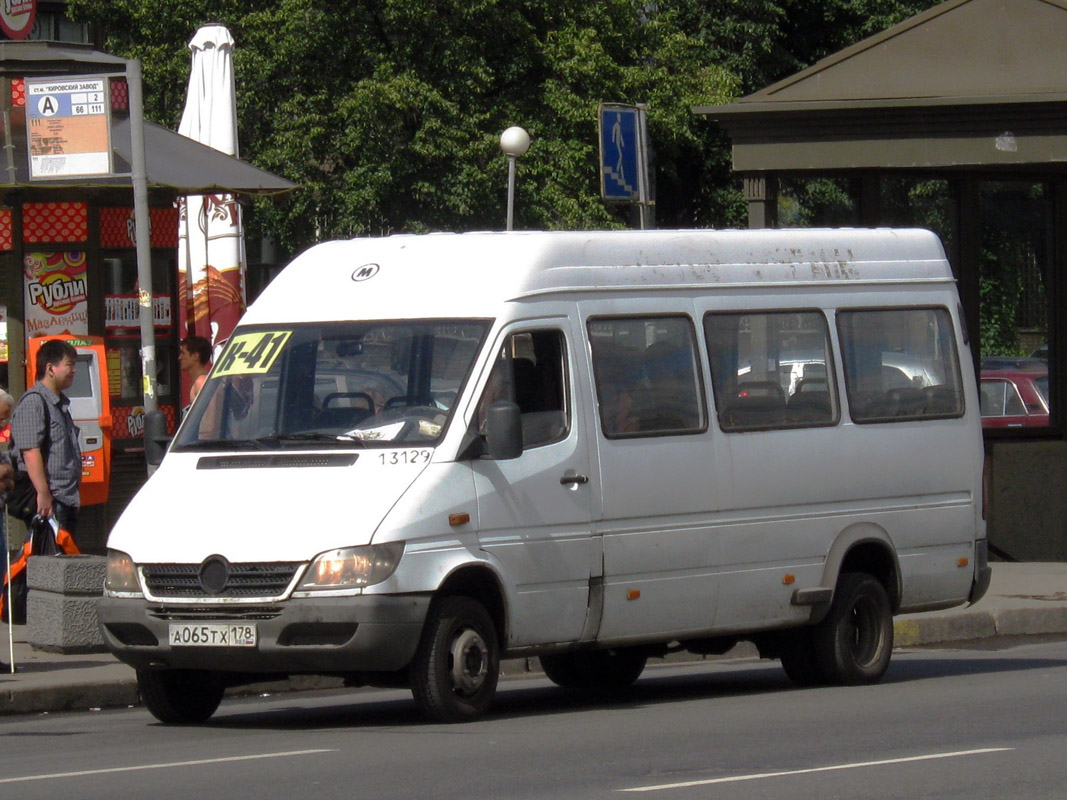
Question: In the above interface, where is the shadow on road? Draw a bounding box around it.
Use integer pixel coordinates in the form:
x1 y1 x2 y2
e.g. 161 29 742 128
201 645 1066 731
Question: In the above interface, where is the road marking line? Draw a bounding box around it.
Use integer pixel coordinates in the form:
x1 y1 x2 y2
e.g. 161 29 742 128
0 749 337 785
620 747 1014 792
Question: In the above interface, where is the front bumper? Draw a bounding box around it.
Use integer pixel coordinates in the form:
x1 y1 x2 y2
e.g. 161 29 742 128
98 594 431 674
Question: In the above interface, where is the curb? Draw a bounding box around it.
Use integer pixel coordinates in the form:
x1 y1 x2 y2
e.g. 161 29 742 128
0 678 139 716
894 606 1067 647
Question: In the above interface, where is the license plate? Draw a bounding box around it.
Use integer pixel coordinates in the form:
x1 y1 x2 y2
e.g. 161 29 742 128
169 623 257 647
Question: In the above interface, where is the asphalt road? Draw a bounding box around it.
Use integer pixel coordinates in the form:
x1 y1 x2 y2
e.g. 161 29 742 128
1 638 1065 800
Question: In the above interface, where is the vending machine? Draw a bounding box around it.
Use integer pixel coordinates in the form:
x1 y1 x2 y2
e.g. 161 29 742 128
26 335 113 506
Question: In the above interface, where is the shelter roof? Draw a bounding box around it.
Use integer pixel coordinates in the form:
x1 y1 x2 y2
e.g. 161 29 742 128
0 41 128 71
698 0 1067 115
0 41 296 195
695 0 1067 172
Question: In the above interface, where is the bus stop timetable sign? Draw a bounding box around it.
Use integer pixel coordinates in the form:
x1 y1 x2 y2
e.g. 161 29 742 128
25 76 113 180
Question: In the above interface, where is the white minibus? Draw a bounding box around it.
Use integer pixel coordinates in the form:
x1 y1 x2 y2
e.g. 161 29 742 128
99 228 990 723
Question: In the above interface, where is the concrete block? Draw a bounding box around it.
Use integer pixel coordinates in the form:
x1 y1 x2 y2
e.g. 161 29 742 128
27 554 106 594
26 555 107 654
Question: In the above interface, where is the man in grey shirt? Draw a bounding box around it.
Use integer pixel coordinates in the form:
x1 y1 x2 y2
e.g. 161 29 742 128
11 339 82 538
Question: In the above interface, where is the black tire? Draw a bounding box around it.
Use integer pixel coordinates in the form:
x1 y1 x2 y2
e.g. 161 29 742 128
137 668 225 724
778 628 826 688
813 571 893 685
540 649 647 690
539 652 586 688
409 596 500 723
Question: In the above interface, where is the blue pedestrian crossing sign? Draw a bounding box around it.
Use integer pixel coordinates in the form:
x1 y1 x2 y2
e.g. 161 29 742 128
599 103 643 202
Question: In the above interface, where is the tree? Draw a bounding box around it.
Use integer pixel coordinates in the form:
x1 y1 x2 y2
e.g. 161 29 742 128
67 1 942 255
68 0 738 253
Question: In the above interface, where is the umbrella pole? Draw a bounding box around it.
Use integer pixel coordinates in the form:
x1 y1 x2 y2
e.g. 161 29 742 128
4 508 14 673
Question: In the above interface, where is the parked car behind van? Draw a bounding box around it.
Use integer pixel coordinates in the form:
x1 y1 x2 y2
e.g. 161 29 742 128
98 229 990 724
980 367 1049 428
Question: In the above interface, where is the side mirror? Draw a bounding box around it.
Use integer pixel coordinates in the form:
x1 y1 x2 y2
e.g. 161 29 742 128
143 410 172 467
485 401 523 460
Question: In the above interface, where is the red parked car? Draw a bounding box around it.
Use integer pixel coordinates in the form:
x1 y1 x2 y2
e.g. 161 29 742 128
979 367 1049 428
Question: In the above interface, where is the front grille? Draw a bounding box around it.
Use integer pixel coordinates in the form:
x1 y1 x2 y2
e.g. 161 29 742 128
148 605 283 621
141 562 302 599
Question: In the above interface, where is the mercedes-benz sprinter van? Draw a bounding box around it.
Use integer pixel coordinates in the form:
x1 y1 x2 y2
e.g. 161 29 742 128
99 229 990 723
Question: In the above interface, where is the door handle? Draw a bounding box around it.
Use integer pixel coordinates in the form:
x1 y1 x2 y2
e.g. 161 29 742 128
560 472 589 486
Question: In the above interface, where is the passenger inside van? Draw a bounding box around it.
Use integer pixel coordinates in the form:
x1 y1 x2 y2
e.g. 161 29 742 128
633 340 701 430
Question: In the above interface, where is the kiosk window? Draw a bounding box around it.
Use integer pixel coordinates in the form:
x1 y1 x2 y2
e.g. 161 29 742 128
67 354 95 398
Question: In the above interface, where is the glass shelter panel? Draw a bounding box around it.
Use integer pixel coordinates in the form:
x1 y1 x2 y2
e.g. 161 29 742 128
977 180 1051 429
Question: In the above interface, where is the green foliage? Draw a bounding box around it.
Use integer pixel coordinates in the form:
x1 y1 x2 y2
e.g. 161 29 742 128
68 0 738 252
66 0 940 255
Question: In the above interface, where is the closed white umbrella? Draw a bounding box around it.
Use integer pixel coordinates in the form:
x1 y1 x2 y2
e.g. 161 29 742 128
177 24 246 369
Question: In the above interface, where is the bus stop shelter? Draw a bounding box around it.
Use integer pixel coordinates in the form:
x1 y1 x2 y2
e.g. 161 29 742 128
1 41 295 551
698 0 1067 560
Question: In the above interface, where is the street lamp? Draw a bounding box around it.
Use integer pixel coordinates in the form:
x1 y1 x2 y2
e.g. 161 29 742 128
499 126 530 231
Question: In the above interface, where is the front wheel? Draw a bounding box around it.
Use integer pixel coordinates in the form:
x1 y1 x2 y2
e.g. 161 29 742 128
813 572 893 685
137 668 225 724
409 596 500 722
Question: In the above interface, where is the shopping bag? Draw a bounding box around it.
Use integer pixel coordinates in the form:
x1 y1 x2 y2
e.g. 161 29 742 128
0 516 80 623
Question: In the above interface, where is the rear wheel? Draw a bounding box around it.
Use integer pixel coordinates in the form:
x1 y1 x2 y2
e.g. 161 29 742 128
409 596 499 722
813 571 893 685
137 668 225 724
540 649 647 690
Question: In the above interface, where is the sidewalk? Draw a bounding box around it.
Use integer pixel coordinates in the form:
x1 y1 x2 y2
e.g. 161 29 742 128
2 562 1065 716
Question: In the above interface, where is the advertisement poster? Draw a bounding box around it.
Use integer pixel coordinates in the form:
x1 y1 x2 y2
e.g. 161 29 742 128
23 251 89 339
0 0 36 41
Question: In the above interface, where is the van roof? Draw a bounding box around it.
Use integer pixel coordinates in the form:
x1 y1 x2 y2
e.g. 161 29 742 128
243 228 952 324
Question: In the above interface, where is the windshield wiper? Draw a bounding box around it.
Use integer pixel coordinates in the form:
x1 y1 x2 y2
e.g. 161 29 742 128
173 438 262 451
253 433 367 448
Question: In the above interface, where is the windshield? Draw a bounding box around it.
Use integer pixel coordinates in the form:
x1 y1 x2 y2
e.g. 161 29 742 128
173 320 489 451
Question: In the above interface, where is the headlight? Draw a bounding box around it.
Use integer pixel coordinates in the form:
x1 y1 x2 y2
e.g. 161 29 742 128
105 549 142 595
297 543 404 591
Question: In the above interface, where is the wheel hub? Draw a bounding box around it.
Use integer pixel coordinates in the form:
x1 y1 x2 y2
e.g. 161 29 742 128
449 627 489 695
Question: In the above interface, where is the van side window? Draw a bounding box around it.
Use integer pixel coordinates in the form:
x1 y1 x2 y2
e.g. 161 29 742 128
704 311 838 432
474 330 568 448
588 316 705 437
837 307 964 423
